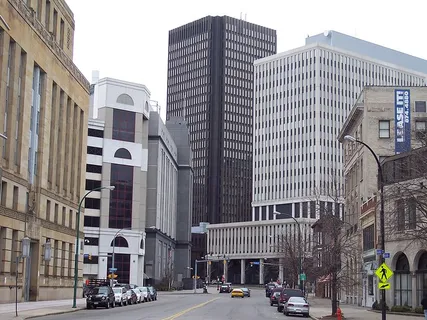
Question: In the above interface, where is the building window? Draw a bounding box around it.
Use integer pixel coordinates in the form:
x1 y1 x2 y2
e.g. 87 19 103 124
407 198 417 230
415 101 427 113
87 146 102 156
85 179 101 190
84 198 100 210
114 148 132 160
417 252 427 306
396 199 405 231
368 275 374 295
394 253 411 306
112 109 135 142
379 120 390 138
362 224 374 251
107 253 130 283
110 236 129 248
86 164 102 174
84 216 100 227
83 254 98 264
88 128 104 138
116 94 134 106
109 164 133 229
84 237 99 246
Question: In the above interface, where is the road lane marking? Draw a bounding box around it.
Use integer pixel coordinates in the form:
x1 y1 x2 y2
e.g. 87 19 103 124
161 297 220 320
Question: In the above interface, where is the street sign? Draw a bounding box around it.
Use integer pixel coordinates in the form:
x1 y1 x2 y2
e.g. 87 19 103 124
383 253 390 259
375 263 394 283
378 282 391 290
109 267 117 272
252 261 260 265
376 249 383 255
299 273 306 281
83 254 89 258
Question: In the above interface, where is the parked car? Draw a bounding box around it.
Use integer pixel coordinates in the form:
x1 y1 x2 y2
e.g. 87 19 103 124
137 287 149 302
125 289 138 305
131 288 142 303
265 283 276 297
148 286 157 301
270 289 282 306
283 296 310 317
86 286 115 309
277 288 304 312
112 287 127 306
241 288 251 297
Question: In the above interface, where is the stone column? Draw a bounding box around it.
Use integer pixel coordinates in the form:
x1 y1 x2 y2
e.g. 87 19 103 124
241 259 245 284
259 258 264 284
278 258 284 283
411 273 417 307
207 261 211 283
223 260 228 282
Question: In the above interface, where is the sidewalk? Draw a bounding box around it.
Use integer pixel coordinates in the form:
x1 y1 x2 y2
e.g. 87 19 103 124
308 297 423 320
0 299 86 320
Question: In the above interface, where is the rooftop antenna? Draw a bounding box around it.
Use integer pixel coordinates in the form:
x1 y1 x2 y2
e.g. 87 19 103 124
244 13 247 21
240 12 242 20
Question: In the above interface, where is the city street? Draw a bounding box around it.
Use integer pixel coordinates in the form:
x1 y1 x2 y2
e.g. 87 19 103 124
28 289 425 320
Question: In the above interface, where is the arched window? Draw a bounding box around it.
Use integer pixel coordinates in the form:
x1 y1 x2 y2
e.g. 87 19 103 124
114 148 132 159
395 253 411 306
417 252 427 305
116 94 134 106
140 239 144 249
110 236 129 248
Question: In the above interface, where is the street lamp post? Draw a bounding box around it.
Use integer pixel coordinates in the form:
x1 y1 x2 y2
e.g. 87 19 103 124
72 185 115 308
14 237 30 317
344 135 386 320
273 211 304 291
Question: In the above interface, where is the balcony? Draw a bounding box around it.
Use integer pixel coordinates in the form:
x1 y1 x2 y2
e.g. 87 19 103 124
9 0 90 92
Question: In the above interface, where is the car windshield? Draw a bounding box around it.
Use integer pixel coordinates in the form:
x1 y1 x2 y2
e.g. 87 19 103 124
241 288 248 291
284 290 304 297
289 297 307 303
221 285 228 288
90 287 108 295
113 288 122 294
273 291 281 297
232 289 242 292
138 287 147 292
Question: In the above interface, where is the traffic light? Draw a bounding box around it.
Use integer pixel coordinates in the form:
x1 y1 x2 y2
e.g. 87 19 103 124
108 273 118 279
88 254 92 260
250 262 253 267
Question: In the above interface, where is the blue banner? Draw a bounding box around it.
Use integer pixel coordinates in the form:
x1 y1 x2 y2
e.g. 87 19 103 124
395 89 411 154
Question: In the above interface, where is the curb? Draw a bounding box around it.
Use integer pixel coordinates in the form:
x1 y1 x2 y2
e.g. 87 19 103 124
25 307 85 319
310 316 320 320
368 309 424 317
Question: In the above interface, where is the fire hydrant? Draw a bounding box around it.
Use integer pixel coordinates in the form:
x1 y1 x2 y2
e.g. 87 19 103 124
336 307 342 320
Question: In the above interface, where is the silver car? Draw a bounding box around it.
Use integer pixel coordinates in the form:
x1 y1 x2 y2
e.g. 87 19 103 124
283 296 310 317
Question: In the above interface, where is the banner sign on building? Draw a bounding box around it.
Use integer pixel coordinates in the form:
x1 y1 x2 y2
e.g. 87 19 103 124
395 89 411 154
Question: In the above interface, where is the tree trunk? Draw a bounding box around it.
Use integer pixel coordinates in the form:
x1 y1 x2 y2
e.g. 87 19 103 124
331 271 338 315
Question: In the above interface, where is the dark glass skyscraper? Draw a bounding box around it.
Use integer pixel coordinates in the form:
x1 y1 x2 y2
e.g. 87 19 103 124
167 16 276 227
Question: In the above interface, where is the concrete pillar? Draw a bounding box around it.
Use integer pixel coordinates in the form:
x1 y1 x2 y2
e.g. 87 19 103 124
411 273 417 307
207 261 211 283
241 259 245 284
223 260 228 282
278 259 284 283
259 258 264 284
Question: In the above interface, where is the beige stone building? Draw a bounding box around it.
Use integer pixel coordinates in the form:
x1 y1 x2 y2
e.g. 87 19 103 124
338 86 427 307
0 0 89 302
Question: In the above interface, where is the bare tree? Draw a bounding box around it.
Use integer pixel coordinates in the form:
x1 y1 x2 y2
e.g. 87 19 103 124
310 173 361 316
382 146 427 245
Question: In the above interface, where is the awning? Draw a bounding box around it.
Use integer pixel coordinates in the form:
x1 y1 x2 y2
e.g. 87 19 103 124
143 273 150 279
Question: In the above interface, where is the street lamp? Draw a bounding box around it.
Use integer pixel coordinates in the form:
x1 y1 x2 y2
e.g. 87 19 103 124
273 211 304 291
72 185 115 308
15 236 30 317
343 135 386 320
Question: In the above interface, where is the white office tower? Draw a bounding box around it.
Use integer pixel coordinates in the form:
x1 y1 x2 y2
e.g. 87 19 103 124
252 30 427 221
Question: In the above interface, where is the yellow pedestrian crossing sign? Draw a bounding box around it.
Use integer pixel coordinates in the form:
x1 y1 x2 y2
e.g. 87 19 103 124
375 263 394 283
378 282 391 290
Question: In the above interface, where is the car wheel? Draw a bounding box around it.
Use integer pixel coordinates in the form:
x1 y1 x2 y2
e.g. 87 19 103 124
277 306 282 312
86 304 91 309
231 296 234 298
303 314 309 318
106 301 110 309
284 311 289 316
112 300 115 308
270 302 273 306
241 296 244 298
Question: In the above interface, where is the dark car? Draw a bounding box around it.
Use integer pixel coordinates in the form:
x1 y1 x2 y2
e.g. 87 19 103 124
270 288 282 306
126 289 138 305
265 283 276 297
241 288 251 297
148 286 157 301
277 288 304 312
219 284 232 293
86 286 115 309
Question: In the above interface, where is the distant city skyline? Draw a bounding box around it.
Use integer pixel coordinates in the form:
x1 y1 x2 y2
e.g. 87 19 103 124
67 0 427 120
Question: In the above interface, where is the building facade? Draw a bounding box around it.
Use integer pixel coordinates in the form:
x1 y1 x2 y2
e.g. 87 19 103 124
166 16 276 227
0 0 90 302
381 147 427 309
253 31 427 226
83 77 150 285
145 111 193 286
338 86 427 306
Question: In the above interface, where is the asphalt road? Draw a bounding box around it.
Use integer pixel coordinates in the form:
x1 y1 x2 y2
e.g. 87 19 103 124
38 289 295 320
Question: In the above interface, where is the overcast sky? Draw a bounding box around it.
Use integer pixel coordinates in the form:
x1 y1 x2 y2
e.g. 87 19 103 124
67 0 427 120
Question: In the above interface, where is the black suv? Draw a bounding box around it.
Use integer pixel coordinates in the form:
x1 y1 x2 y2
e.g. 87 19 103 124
86 286 115 309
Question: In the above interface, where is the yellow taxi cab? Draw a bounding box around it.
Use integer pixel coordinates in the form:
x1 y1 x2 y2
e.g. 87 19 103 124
231 288 244 298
